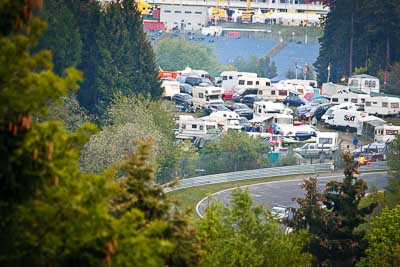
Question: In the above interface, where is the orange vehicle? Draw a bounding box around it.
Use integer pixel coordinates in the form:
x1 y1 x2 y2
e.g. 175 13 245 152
158 70 180 80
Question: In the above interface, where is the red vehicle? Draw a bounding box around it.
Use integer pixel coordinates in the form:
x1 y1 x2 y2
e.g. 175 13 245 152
222 89 235 100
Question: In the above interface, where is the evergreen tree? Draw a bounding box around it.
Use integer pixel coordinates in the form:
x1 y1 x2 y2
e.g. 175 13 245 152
293 152 375 266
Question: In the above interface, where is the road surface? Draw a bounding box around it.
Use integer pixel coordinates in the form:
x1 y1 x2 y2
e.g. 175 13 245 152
196 172 388 217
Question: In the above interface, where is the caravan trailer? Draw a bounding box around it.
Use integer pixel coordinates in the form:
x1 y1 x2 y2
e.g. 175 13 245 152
374 125 400 143
234 76 272 90
348 74 380 94
192 85 224 107
258 83 292 102
206 111 242 132
219 71 257 90
253 101 293 116
330 92 368 107
161 80 180 99
364 96 400 116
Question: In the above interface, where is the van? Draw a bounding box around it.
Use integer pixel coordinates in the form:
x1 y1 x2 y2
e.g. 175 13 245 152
234 76 271 90
364 96 400 116
321 102 359 124
192 85 224 107
325 109 368 132
176 115 219 140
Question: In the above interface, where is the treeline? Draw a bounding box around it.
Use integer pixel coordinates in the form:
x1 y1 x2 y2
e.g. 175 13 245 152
315 0 400 88
36 0 161 116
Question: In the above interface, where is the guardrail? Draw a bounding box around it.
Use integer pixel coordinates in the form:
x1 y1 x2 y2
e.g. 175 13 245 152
165 161 389 192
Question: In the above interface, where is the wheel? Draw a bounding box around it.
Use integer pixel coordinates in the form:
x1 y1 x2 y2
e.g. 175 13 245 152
345 126 351 133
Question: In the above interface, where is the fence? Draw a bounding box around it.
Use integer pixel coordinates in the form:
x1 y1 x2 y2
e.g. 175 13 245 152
166 161 388 192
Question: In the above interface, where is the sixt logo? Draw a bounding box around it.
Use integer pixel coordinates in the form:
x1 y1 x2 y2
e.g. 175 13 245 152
344 115 355 121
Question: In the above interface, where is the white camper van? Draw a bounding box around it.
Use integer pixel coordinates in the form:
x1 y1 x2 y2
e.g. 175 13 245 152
348 74 380 94
258 83 292 102
253 101 292 116
280 79 318 88
161 80 180 99
219 71 257 90
325 109 368 132
364 96 400 116
316 132 339 150
175 115 219 140
321 82 349 96
205 111 242 132
234 76 272 90
330 92 368 107
374 125 400 143
192 85 224 107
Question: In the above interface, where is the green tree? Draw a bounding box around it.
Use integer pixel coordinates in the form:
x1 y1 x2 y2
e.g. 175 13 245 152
386 134 400 206
233 55 277 78
199 188 312 267
36 0 81 75
155 37 222 72
377 62 400 95
200 131 269 174
357 205 400 267
292 152 375 266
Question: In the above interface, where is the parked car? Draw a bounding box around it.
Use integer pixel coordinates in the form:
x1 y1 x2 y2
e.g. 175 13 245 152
241 94 263 108
177 75 211 87
271 206 289 222
312 103 334 121
229 103 253 119
294 143 334 158
296 98 330 118
232 88 259 102
203 103 230 115
239 117 252 130
179 83 193 95
283 94 307 107
172 93 195 112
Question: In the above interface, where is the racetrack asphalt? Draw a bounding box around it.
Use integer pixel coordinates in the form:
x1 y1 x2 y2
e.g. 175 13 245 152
196 172 388 218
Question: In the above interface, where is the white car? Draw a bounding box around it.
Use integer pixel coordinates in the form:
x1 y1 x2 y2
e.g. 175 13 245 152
271 206 289 221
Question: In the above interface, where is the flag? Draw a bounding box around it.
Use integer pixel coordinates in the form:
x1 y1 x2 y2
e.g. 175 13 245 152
384 70 387 85
304 66 309 74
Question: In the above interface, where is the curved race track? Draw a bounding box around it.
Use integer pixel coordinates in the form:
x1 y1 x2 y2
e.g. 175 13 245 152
196 172 388 218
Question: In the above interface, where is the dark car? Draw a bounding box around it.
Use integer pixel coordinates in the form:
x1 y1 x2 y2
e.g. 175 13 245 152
241 94 263 108
232 88 259 102
177 75 213 87
172 93 192 106
179 83 193 95
229 103 253 119
283 94 307 107
203 103 230 115
313 103 333 121
239 117 252 131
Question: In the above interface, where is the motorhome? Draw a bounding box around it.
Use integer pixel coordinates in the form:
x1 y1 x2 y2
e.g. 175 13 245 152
364 96 400 116
316 132 339 150
279 124 317 141
219 71 257 90
249 113 293 133
330 92 368 107
175 115 220 140
192 85 224 107
258 83 293 102
374 125 400 143
253 101 292 116
321 102 359 123
204 111 242 132
325 109 369 132
321 82 349 96
161 80 180 99
348 74 380 94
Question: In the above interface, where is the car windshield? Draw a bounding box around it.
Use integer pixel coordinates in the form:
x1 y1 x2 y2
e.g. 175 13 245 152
235 104 250 109
182 95 192 100
236 88 246 94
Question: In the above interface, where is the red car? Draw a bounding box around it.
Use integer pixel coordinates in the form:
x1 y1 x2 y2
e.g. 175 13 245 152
222 89 235 101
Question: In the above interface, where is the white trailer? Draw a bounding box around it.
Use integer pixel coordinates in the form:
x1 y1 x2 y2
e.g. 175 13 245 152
205 111 242 132
258 83 293 102
321 82 349 96
192 85 224 107
161 80 180 99
316 132 339 150
253 101 292 116
374 125 400 143
330 92 368 107
280 79 318 88
364 96 400 116
234 76 272 90
219 71 257 90
348 74 380 94
321 102 359 124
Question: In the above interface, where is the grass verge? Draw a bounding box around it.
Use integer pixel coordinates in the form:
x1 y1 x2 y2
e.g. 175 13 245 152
168 173 315 214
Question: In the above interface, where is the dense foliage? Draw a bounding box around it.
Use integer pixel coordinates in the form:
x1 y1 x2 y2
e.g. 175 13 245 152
232 55 277 79
155 37 225 72
199 188 312 267
315 0 400 87
292 152 375 266
386 134 400 206
37 0 161 115
0 3 202 266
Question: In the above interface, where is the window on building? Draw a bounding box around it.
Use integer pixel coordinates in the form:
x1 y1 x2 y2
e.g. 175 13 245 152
373 101 378 105
194 11 202 14
391 103 399 108
229 76 233 79
174 10 181 13
185 11 192 13
238 80 245 85
271 90 276 95
351 99 357 103
164 10 171 13
344 98 348 102
191 124 197 129
256 81 260 85
332 98 338 103
365 101 371 107
382 102 388 107
247 81 253 85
